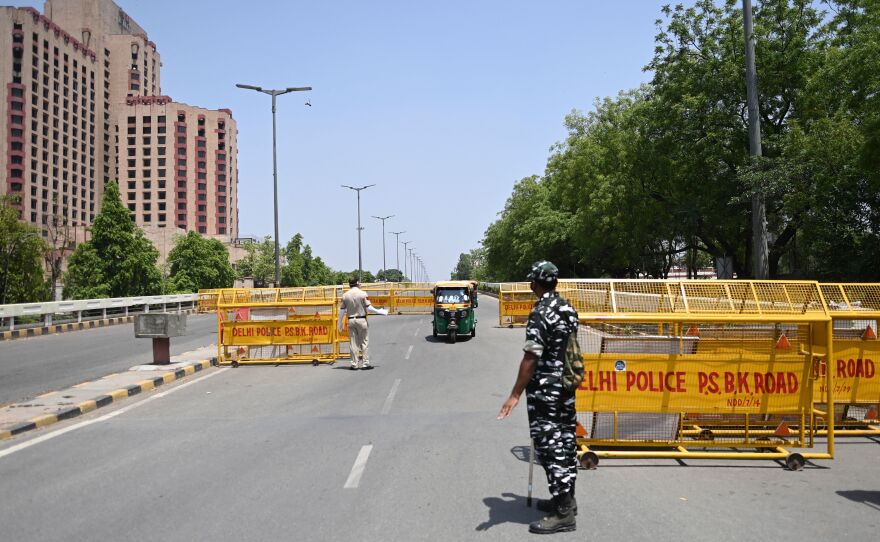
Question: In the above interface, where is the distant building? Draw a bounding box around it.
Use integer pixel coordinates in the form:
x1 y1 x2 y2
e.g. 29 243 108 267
0 0 239 253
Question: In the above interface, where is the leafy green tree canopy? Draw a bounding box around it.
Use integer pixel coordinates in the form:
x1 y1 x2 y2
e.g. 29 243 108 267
0 197 49 304
167 231 236 292
63 182 162 299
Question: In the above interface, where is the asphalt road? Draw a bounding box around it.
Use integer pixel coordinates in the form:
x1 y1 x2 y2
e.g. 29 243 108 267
0 297 878 541
0 314 219 406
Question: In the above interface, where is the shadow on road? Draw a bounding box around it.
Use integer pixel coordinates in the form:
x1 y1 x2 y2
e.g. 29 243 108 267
510 445 532 463
837 490 880 510
475 492 543 531
423 335 474 344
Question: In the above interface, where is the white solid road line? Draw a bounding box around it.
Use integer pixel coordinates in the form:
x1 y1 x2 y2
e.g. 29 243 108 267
344 444 374 489
381 378 402 415
0 369 228 460
405 345 414 360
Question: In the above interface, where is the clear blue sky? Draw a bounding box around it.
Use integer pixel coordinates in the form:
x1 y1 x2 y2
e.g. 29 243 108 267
15 0 677 279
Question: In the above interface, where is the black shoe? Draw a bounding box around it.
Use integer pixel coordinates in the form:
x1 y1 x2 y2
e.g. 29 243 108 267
361 365 374 370
350 366 359 371
536 497 578 516
529 493 576 534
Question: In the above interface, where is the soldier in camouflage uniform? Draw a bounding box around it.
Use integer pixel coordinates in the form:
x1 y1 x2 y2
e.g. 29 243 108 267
497 261 579 534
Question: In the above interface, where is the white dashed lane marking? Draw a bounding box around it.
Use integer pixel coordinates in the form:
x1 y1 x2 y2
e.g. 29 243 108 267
381 378 402 415
344 445 374 489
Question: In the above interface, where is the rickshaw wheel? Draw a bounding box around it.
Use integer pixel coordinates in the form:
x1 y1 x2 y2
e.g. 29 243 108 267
471 326 476 338
432 326 437 338
449 331 457 344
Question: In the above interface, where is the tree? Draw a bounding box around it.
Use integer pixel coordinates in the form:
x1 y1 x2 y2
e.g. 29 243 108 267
63 182 162 299
44 210 74 300
451 252 473 280
235 236 275 287
0 197 49 304
376 268 405 282
166 231 236 292
481 0 879 281
281 234 306 286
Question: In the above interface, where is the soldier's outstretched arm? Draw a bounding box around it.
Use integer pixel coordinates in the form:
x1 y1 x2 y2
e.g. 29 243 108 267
496 352 538 420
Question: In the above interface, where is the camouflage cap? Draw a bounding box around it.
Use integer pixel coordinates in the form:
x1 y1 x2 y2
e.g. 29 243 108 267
526 261 559 284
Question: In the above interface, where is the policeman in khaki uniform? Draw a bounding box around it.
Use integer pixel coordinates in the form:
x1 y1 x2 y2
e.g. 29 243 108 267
340 277 373 370
497 261 580 534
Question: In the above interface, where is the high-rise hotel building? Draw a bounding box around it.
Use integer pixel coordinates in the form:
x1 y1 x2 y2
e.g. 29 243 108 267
0 0 238 244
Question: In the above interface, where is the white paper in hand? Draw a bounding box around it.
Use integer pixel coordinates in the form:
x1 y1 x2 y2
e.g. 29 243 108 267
368 306 389 316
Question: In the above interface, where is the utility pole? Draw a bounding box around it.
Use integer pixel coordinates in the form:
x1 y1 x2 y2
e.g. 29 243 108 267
401 241 412 281
389 231 405 280
236 83 312 285
342 185 375 281
372 215 394 280
742 0 768 279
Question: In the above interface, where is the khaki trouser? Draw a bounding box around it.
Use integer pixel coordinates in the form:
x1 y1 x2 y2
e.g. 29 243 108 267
348 318 369 367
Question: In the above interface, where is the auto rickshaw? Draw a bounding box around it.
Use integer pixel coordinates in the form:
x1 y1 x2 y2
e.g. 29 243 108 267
432 280 478 343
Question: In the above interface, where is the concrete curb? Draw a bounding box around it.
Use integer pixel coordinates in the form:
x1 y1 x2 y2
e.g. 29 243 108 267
0 309 198 342
0 357 216 440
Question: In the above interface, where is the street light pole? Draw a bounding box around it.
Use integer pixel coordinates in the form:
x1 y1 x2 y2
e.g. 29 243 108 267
342 185 375 281
372 215 394 280
389 230 405 279
741 0 768 279
236 83 312 286
401 241 411 280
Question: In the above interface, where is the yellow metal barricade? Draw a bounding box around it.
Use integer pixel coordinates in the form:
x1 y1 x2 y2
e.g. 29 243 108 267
819 283 880 435
568 280 834 471
393 285 433 315
197 289 220 313
216 288 339 365
358 285 394 313
498 282 534 327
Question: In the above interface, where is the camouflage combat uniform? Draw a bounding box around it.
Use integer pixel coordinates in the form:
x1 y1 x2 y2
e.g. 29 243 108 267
524 290 579 498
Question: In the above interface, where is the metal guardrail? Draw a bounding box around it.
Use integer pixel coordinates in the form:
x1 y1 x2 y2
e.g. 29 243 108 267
0 294 198 331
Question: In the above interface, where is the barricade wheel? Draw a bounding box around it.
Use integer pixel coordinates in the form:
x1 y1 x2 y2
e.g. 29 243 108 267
579 451 599 470
785 453 805 471
231 360 239 368
312 359 320 366
698 429 714 441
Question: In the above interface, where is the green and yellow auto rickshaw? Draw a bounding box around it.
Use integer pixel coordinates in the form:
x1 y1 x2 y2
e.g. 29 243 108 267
432 281 478 343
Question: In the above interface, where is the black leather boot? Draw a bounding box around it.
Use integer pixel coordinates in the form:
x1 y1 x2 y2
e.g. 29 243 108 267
529 491 576 534
536 480 577 515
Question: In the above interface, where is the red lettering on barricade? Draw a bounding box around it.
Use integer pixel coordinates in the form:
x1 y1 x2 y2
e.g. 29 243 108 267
837 358 875 379
697 372 720 395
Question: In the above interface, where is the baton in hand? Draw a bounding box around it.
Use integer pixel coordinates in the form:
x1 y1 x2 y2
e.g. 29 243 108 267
527 438 535 507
